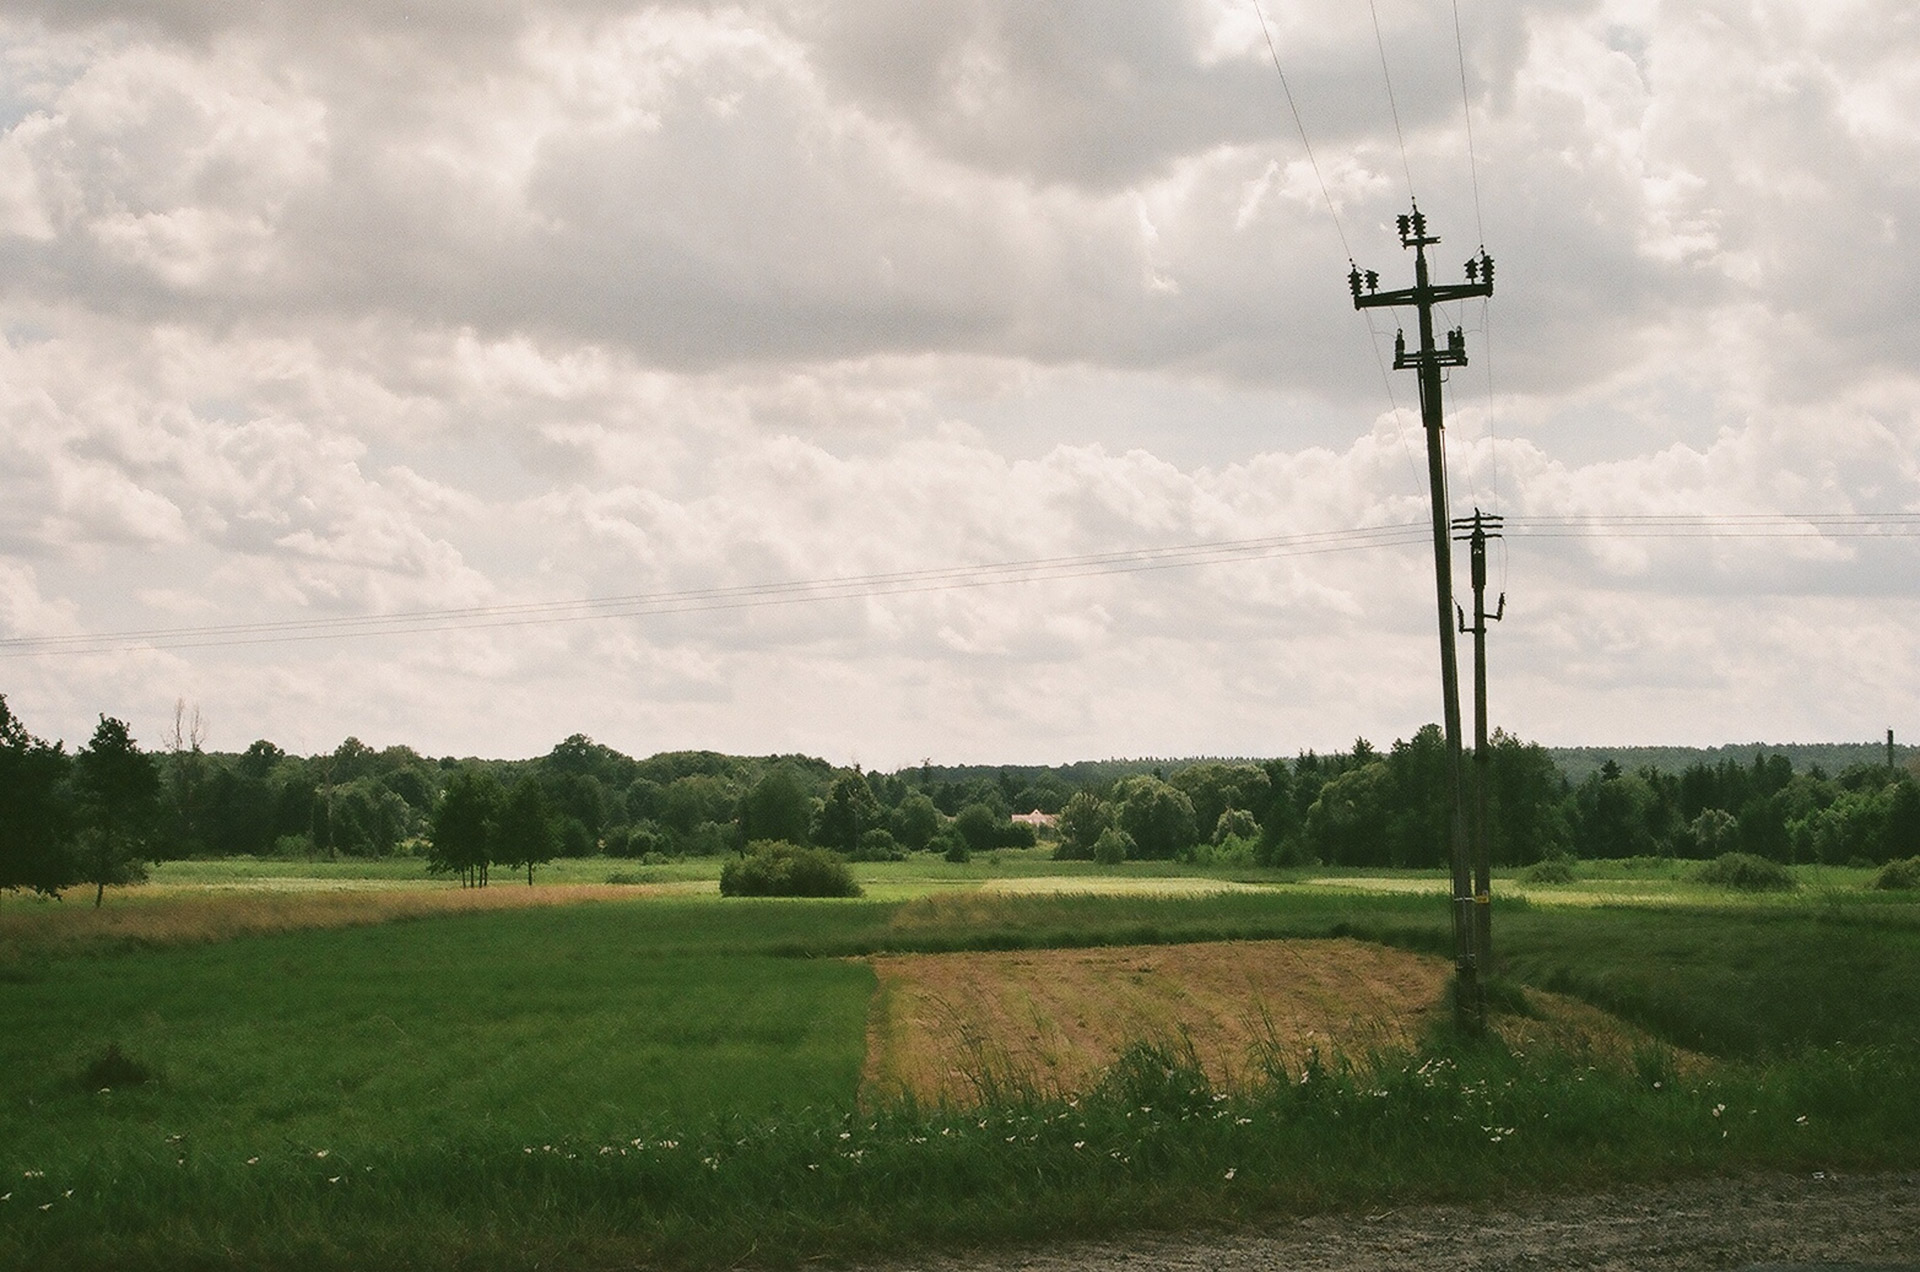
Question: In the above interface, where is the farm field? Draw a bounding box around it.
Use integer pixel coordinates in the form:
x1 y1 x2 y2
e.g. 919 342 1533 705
2 857 1918 1271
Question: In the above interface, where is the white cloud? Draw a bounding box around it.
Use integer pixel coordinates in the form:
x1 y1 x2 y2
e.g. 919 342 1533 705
0 1 1914 761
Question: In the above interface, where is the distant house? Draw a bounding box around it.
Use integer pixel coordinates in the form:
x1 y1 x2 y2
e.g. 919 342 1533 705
1011 810 1058 829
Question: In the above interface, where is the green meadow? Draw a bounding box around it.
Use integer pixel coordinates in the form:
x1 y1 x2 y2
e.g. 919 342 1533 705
3 858 1919 1270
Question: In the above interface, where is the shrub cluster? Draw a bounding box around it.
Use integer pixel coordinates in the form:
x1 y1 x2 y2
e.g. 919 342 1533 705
1873 856 1920 890
1519 853 1578 884
719 840 862 898
1690 851 1796 892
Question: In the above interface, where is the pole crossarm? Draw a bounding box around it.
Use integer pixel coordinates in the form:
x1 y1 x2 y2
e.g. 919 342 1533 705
1354 281 1492 308
1452 508 1507 636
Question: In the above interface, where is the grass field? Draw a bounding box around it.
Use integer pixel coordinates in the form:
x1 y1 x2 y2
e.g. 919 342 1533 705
3 856 1918 1270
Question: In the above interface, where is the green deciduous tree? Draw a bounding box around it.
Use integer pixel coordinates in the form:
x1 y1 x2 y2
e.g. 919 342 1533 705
73 715 160 907
495 777 558 885
741 766 815 845
813 772 882 853
888 792 940 852
1303 761 1391 867
429 768 504 887
1054 790 1112 860
1114 777 1197 860
1092 825 1134 865
1170 763 1269 840
0 696 74 897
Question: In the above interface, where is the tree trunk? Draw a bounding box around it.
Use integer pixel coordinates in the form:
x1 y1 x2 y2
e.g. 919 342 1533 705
94 879 104 908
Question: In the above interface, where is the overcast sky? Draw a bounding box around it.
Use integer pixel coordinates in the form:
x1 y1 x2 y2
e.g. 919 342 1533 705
0 0 1915 765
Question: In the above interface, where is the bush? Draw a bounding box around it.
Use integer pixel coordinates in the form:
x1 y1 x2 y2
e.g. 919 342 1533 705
718 840 862 898
1691 851 1796 892
1873 856 1920 890
850 828 904 862
1520 853 1578 884
1092 826 1134 865
1213 808 1259 845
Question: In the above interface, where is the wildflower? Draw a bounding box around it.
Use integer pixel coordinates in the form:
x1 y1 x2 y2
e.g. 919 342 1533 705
23 1171 44 1179
1712 1104 1725 1118
1224 1168 1236 1180
328 1176 340 1184
315 1150 329 1159
1796 1115 1809 1126
1073 1141 1085 1150
246 1158 259 1166
38 1203 51 1212
839 1131 851 1140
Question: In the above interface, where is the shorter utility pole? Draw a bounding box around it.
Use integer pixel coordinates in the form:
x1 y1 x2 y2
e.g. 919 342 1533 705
1453 508 1503 968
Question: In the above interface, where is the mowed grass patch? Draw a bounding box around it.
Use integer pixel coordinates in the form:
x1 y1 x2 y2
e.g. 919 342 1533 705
1 899 880 1162
1491 899 1920 1056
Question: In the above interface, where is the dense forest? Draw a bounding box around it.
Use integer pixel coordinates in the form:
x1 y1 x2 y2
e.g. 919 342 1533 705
3 693 1918 899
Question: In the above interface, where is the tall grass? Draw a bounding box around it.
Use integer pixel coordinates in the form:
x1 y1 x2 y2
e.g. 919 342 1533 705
6 1034 1916 1272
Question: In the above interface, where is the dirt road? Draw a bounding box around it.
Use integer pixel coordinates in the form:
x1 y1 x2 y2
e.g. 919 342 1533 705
873 1170 1920 1272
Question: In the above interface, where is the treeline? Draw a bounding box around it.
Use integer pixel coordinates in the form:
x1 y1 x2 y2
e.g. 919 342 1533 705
5 692 1919 903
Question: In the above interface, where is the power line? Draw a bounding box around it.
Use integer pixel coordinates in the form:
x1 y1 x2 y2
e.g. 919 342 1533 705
0 522 1437 658
5 512 1915 659
1249 0 1426 496
1368 0 1417 199
1450 0 1486 247
1250 0 1354 264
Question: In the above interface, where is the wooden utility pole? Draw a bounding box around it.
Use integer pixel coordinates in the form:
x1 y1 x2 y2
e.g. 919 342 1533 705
1454 508 1503 967
1351 204 1494 1031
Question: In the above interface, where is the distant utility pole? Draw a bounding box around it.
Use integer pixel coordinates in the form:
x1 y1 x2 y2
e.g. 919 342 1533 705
1454 508 1503 969
1351 204 1494 1031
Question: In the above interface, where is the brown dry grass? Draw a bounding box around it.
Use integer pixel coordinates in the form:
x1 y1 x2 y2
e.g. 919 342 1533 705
862 938 1683 1104
0 883 675 964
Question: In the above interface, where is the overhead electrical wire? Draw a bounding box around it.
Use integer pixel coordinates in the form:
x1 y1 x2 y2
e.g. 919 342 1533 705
6 513 1916 659
1449 0 1503 559
1250 0 1426 496
0 523 1438 658
1367 0 1417 199
1450 0 1485 248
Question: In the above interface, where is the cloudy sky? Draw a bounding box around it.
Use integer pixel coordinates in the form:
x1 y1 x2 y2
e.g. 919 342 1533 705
0 0 1915 765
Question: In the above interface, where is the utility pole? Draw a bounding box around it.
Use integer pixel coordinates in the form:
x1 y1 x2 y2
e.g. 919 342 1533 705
1454 508 1503 969
1351 204 1494 1031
